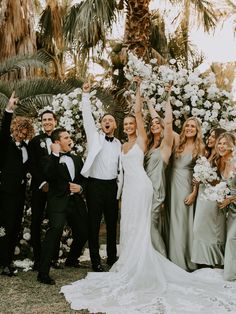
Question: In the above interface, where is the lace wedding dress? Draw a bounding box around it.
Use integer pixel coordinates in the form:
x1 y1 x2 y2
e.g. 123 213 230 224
61 144 236 314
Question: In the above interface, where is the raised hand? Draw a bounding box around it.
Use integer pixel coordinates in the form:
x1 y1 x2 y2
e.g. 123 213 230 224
6 91 19 111
133 76 142 88
83 82 91 93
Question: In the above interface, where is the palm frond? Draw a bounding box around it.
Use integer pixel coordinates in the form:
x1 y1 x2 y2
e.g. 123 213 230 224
65 0 117 48
64 3 83 43
0 54 48 77
0 78 75 116
191 0 219 32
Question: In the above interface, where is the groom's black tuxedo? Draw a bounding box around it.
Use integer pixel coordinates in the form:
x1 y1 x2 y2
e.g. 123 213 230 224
0 111 28 267
39 153 88 275
28 133 54 265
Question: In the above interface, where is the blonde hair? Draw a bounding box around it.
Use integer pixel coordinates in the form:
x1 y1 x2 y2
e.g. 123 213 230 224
175 117 203 159
215 132 236 173
215 132 236 155
11 116 35 140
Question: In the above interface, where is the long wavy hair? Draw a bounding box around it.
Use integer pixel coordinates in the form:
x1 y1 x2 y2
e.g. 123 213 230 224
175 117 203 159
215 132 236 174
147 116 164 150
11 116 35 140
215 132 236 156
206 127 226 160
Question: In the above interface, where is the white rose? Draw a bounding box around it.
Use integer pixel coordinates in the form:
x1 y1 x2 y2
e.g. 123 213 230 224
14 246 20 255
40 142 46 148
23 232 31 241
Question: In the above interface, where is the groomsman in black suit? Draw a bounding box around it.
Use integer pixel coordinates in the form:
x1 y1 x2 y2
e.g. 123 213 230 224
0 92 35 276
81 83 122 272
28 110 57 270
37 128 88 285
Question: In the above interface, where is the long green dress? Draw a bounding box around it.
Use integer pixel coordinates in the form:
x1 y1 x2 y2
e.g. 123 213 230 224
191 184 226 266
168 154 197 271
145 148 167 256
224 175 236 281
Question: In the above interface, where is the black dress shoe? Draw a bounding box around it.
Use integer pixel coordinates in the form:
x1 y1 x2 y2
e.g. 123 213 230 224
1 266 17 277
65 260 80 268
37 273 55 285
92 264 105 272
107 257 118 267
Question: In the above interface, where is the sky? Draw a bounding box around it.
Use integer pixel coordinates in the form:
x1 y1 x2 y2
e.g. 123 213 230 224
149 0 236 65
88 0 236 78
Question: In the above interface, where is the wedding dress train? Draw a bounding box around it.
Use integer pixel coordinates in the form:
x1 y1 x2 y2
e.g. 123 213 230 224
61 144 236 314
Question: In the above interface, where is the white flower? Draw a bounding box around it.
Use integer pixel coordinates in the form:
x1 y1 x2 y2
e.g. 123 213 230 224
67 238 73 246
14 258 33 272
23 232 31 241
169 59 176 65
14 246 20 255
193 156 218 184
202 182 230 203
0 226 6 237
40 141 46 148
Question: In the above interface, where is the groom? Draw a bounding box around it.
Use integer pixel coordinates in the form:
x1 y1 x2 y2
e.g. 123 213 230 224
81 83 122 272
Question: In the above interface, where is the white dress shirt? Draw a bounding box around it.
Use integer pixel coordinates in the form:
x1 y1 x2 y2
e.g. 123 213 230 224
89 138 120 180
15 142 28 163
58 154 75 181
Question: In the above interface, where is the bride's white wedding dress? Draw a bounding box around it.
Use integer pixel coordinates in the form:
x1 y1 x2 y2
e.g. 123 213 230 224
61 144 236 314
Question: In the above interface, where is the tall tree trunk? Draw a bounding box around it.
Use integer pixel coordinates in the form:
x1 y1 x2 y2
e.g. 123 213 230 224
123 0 152 62
180 0 190 69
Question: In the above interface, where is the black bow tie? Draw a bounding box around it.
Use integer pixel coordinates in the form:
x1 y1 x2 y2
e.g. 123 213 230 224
105 135 114 142
59 151 71 157
44 134 51 139
17 141 27 148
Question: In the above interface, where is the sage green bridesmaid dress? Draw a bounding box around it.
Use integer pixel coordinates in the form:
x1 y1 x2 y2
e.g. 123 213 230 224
191 184 226 266
168 154 197 271
145 148 167 256
224 175 236 281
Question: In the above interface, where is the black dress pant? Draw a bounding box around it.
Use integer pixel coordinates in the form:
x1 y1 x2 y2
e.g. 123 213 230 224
30 187 47 263
86 178 118 267
39 196 88 275
0 186 25 267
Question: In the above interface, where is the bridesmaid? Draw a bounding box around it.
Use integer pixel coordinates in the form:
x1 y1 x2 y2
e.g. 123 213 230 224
145 85 174 256
216 132 236 281
191 128 226 268
168 117 204 271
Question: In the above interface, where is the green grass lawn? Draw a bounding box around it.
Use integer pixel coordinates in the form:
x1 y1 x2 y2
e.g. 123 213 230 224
0 260 108 314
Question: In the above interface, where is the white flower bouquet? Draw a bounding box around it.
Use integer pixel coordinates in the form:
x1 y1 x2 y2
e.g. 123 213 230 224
202 181 230 203
193 156 219 184
122 54 236 135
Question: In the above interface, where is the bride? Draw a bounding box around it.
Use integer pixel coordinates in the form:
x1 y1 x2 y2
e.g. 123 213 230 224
61 79 236 314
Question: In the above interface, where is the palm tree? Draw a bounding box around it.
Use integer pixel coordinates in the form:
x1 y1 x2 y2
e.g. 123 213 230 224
168 0 220 68
0 0 36 64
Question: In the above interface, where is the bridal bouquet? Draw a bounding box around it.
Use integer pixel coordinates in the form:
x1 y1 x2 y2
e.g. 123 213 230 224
124 52 152 81
193 156 219 184
202 181 230 203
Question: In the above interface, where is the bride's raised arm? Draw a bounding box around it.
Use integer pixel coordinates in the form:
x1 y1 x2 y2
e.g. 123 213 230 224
133 77 148 152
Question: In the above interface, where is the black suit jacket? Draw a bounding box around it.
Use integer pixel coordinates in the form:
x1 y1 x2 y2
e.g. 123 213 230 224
43 153 87 213
0 111 28 193
28 133 51 189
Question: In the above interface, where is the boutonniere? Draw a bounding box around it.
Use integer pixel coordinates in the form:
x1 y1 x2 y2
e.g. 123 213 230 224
40 141 46 149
